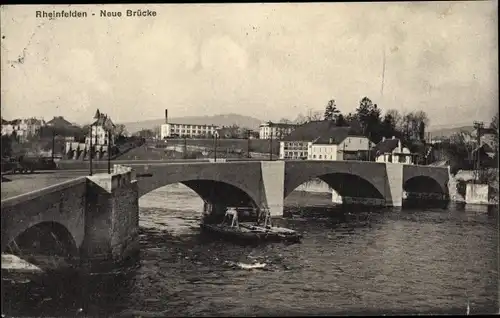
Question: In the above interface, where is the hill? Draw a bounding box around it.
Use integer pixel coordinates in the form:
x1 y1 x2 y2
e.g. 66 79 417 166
121 114 263 134
428 125 474 138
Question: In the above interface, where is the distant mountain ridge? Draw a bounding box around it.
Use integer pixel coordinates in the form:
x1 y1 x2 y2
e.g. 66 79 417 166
121 114 263 134
427 125 475 138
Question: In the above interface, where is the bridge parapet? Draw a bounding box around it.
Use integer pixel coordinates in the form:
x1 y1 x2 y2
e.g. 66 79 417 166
1 177 88 253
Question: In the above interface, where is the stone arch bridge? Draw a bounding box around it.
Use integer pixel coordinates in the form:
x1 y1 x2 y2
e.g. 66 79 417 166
1 161 449 265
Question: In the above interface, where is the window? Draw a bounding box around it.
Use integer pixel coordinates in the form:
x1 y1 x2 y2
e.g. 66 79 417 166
319 155 322 159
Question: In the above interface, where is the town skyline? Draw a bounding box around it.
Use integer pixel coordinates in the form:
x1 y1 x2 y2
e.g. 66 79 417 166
1 2 498 128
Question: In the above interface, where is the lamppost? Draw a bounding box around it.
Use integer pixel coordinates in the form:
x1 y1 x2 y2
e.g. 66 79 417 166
104 121 115 174
473 121 484 181
108 128 112 174
51 128 56 163
89 124 94 176
247 129 251 159
213 131 219 162
269 130 273 161
183 135 187 159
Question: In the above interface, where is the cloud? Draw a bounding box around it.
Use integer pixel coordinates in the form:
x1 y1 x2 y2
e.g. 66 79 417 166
1 3 497 126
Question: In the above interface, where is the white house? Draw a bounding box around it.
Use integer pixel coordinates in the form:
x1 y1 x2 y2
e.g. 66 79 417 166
308 136 374 161
279 141 309 159
85 109 115 147
279 121 374 161
259 121 298 140
374 136 414 164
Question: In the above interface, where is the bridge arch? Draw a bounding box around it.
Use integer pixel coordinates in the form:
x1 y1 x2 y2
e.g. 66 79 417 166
4 221 79 259
141 179 260 208
403 176 449 198
284 161 389 204
285 172 385 202
136 162 265 208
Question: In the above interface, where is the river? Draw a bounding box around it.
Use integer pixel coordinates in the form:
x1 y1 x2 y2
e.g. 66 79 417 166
2 184 498 317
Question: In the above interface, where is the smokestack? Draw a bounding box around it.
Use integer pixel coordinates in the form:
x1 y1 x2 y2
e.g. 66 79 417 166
165 109 168 124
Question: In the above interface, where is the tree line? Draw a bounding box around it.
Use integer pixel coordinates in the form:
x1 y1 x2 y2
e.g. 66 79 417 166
280 97 429 145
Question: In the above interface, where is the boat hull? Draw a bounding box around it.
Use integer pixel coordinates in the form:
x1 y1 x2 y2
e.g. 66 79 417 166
200 223 302 244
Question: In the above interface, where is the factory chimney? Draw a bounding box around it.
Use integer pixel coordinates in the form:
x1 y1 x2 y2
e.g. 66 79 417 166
165 109 168 124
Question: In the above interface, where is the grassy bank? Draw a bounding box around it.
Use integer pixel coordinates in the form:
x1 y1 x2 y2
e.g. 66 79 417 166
157 138 279 155
115 138 278 160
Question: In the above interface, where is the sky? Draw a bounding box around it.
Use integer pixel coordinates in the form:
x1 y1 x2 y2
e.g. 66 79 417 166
1 2 498 128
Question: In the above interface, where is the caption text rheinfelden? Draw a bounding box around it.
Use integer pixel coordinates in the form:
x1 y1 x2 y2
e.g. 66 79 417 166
35 9 157 19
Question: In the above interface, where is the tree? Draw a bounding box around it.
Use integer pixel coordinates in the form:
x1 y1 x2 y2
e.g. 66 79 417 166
400 111 429 142
385 109 402 131
306 109 323 122
153 126 161 138
136 129 155 138
294 114 307 125
355 97 382 142
380 112 398 138
345 112 357 124
336 114 348 127
451 130 476 161
279 118 291 124
323 99 340 121
489 112 499 162
114 124 127 137
11 130 18 142
1 134 12 157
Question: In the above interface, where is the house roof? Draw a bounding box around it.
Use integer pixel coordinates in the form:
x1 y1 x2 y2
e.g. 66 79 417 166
281 120 362 144
260 121 298 128
373 138 401 154
91 111 115 130
46 116 73 127
9 119 22 125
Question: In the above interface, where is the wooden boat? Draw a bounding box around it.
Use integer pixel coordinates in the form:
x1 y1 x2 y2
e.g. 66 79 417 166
200 208 302 243
239 208 303 243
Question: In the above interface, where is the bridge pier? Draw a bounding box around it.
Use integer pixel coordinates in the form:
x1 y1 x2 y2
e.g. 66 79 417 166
384 163 404 207
81 165 139 268
260 161 285 217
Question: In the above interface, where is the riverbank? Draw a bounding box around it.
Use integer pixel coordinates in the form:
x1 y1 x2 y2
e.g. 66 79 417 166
450 169 499 205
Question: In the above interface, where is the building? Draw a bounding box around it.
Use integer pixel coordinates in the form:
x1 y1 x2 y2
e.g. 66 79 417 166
279 140 310 159
85 109 116 147
216 126 248 139
46 116 73 128
160 109 217 139
1 117 46 142
279 121 374 160
259 121 298 140
373 136 415 164
309 135 374 161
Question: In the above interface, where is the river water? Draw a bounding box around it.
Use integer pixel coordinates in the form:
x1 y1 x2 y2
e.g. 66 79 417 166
2 184 499 317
